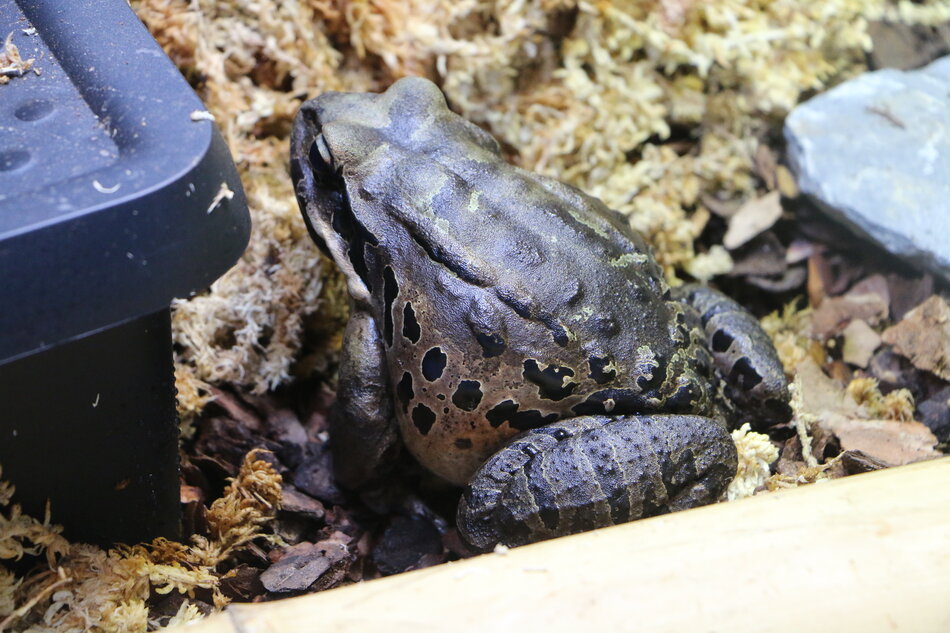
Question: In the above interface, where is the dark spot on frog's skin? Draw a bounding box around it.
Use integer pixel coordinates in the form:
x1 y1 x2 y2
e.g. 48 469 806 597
452 380 483 411
588 356 616 384
411 403 437 435
663 381 704 412
383 266 398 347
729 356 763 390
711 329 734 353
635 361 667 394
422 347 447 381
552 428 571 441
487 400 519 428
475 332 506 358
485 399 558 431
511 408 556 431
454 438 473 450
396 372 414 412
437 394 446 400
523 360 577 401
402 302 421 343
699 303 732 327
572 389 650 416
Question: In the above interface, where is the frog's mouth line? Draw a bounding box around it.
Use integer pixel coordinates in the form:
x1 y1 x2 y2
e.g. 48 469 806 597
291 117 380 296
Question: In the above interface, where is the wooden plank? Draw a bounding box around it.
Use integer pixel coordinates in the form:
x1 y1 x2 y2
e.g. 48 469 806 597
180 457 950 633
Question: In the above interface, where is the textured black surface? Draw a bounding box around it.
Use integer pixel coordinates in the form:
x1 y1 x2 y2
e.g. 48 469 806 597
0 310 181 544
0 0 251 364
0 0 250 543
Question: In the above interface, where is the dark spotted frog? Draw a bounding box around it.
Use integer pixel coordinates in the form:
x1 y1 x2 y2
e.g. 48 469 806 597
290 77 790 551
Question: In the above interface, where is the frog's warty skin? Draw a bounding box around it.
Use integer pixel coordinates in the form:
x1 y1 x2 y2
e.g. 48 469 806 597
457 414 738 551
290 77 789 550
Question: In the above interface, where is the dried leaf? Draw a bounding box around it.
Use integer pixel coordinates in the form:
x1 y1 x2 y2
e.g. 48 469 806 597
841 319 881 368
818 418 940 466
723 191 783 249
811 275 890 340
882 295 950 380
775 164 799 198
753 143 778 190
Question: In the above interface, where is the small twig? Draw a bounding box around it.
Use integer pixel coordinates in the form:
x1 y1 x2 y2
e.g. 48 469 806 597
207 182 235 214
865 105 906 130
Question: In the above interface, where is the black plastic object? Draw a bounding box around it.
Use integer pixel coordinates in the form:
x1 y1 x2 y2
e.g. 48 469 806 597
0 1 251 544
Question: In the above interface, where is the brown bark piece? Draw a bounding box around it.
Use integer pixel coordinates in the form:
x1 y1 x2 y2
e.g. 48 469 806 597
819 418 940 467
723 191 783 249
841 319 882 368
811 275 889 340
882 295 950 381
795 358 861 418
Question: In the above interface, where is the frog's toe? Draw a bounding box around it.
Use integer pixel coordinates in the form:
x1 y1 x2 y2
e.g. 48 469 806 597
456 414 737 551
675 284 791 426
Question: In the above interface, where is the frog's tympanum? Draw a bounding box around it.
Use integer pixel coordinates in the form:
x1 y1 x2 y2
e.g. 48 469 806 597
290 77 790 551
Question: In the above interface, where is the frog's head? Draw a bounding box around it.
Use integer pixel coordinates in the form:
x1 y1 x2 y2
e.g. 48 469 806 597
291 78 499 305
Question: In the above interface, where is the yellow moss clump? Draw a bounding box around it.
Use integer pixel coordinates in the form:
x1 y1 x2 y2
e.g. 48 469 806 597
0 452 281 632
0 32 35 84
846 376 916 422
0 469 70 567
760 299 816 373
131 0 950 408
727 423 779 500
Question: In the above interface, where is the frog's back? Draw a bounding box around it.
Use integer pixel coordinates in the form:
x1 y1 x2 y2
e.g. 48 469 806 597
319 78 716 483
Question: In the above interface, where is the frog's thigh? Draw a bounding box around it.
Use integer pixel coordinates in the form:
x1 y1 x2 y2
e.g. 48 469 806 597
330 308 400 489
457 414 737 551
675 284 791 424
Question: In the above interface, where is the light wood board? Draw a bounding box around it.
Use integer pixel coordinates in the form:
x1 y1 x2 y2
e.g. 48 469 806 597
177 457 950 633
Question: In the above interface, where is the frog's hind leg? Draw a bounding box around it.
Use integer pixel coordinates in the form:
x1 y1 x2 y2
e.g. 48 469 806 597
330 307 401 489
457 414 737 551
674 284 791 427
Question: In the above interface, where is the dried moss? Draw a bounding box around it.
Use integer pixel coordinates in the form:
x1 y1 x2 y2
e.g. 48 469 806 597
0 452 281 632
131 0 950 406
846 376 916 422
727 423 779 500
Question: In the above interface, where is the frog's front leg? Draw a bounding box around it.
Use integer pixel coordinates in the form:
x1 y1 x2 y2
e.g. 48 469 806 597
330 305 401 489
457 414 737 551
675 285 791 426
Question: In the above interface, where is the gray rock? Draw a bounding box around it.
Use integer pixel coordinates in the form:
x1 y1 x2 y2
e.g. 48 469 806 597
784 56 950 283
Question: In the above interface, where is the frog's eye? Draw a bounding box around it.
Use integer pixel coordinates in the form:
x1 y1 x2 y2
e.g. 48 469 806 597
310 134 336 172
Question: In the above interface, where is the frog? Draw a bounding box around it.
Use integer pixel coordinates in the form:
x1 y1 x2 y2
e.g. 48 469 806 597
289 77 791 551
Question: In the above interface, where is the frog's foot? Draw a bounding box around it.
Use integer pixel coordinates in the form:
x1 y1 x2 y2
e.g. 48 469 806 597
674 284 791 426
456 414 737 551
